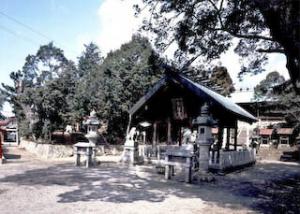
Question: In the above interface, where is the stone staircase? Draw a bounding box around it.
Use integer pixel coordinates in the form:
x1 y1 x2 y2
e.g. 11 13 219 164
237 128 248 145
258 146 298 161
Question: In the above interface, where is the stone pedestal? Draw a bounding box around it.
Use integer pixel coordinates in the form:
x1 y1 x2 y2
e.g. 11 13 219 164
74 142 96 168
164 146 193 183
194 142 215 183
121 139 138 164
198 142 211 171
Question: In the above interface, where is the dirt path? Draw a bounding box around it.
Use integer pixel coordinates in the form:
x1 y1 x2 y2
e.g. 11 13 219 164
0 147 299 214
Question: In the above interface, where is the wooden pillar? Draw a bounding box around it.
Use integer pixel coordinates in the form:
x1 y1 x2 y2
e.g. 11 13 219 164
167 118 172 144
178 126 182 146
152 121 157 146
75 147 80 166
185 157 192 183
217 126 223 161
226 128 230 151
126 114 132 135
234 127 238 151
165 154 171 180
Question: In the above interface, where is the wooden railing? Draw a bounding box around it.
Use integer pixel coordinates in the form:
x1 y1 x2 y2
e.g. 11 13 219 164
138 144 180 160
209 149 256 170
138 145 256 171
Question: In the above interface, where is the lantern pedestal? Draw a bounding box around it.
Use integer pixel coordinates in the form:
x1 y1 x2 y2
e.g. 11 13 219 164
121 139 138 165
198 141 212 171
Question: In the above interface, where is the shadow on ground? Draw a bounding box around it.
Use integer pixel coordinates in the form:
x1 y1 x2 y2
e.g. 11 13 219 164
1 161 299 213
4 154 21 159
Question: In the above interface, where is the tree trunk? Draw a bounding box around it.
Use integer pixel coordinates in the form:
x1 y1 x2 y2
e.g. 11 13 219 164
256 0 300 93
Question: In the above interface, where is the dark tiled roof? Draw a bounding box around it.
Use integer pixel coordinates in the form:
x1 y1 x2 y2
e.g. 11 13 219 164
129 72 257 123
0 120 10 126
277 128 293 135
259 129 273 136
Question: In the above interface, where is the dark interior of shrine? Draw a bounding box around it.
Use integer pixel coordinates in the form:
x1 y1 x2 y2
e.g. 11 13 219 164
130 79 239 146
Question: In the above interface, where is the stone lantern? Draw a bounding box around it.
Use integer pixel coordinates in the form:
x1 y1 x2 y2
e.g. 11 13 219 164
84 110 100 146
74 110 100 168
192 103 215 172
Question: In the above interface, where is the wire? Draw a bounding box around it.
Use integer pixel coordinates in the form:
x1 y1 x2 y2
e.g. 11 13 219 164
0 24 41 46
0 10 51 41
0 10 78 55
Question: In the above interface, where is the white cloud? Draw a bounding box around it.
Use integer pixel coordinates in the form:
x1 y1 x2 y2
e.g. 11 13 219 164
96 0 146 54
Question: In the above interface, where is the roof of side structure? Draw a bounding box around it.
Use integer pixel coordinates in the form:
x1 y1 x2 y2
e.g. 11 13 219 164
129 72 257 123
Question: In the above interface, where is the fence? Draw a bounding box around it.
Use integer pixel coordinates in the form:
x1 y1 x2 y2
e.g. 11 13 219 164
209 148 256 170
138 144 180 160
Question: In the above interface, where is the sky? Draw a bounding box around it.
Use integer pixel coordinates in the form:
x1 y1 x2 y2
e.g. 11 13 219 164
0 0 290 115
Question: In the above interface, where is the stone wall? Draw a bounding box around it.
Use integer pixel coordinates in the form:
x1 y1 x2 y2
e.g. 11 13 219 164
19 138 124 159
19 139 73 159
96 145 124 156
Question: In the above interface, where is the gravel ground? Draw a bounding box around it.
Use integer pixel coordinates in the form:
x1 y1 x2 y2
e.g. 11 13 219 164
0 147 300 214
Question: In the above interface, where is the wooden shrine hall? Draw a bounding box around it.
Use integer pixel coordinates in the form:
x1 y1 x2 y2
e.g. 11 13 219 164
128 71 256 149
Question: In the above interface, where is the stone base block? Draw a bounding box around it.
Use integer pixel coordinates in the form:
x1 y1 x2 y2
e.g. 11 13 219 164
193 171 215 183
120 147 139 165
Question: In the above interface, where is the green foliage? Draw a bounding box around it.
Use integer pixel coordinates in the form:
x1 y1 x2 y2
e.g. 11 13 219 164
91 36 165 142
254 72 300 135
1 35 234 143
210 66 235 96
137 0 300 92
274 82 300 132
1 37 165 143
254 71 285 101
70 43 104 123
1 43 77 140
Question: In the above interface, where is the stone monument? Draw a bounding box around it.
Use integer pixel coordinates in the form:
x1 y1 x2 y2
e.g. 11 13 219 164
120 127 139 164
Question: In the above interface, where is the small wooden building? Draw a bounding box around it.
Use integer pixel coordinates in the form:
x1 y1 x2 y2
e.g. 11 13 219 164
258 128 273 145
0 117 18 146
128 72 256 157
277 128 294 145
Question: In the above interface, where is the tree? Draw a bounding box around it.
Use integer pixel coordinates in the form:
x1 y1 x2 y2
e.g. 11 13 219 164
210 66 235 96
1 43 77 140
271 80 300 134
92 36 165 143
254 71 285 100
254 72 300 135
180 65 235 96
77 43 103 78
135 0 300 92
70 43 104 123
